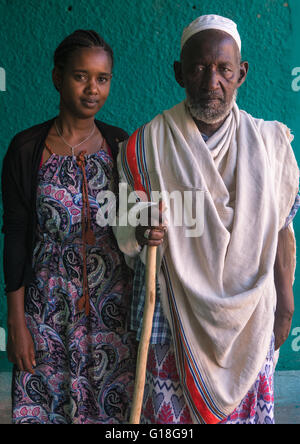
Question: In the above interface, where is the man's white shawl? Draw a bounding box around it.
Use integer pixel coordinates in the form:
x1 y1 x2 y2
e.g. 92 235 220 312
115 102 299 423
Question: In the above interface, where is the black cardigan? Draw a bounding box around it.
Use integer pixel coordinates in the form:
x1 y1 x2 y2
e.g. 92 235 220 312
1 118 129 293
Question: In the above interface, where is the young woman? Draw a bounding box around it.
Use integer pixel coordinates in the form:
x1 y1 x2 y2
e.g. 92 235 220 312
2 30 137 424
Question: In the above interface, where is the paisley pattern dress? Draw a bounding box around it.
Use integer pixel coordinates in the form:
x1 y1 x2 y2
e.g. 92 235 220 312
11 147 137 424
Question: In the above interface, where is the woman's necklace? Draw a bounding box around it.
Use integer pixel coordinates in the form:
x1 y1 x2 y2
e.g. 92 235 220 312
55 119 96 156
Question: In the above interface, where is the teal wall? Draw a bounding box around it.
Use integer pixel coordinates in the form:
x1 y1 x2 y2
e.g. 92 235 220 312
0 0 300 372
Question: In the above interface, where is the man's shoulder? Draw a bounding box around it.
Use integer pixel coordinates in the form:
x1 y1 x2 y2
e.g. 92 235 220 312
241 111 298 183
240 110 293 143
124 102 184 142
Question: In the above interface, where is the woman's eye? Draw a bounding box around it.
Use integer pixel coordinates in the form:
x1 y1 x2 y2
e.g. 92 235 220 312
74 74 87 81
98 77 108 84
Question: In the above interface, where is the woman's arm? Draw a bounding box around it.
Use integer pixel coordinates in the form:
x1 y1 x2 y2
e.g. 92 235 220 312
7 287 36 374
274 225 295 351
2 139 36 373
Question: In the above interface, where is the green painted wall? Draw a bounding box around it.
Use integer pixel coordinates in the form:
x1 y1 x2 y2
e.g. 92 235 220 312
0 0 300 372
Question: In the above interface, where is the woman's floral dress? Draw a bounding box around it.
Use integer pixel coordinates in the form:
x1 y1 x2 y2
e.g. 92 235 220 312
12 147 137 424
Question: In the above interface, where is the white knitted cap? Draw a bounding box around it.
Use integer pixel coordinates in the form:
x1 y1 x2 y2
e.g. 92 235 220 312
181 15 241 52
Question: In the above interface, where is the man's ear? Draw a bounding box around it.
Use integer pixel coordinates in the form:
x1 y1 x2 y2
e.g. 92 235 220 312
174 61 185 88
237 61 249 87
52 66 62 92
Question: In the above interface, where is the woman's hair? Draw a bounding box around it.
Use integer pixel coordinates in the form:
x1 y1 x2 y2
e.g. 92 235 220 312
54 29 114 70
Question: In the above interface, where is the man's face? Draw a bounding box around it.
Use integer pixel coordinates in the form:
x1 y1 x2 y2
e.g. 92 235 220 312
174 29 248 124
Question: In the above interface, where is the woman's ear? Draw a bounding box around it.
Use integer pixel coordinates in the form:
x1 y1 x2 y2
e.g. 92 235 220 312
52 66 62 92
174 61 185 88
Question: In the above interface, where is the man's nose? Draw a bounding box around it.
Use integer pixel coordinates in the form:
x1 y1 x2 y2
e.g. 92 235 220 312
202 67 219 90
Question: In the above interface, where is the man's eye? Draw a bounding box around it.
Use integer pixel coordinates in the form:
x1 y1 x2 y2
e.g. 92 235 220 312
190 66 205 75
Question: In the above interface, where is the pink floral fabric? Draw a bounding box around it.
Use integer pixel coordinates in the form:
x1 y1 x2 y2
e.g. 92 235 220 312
141 335 275 424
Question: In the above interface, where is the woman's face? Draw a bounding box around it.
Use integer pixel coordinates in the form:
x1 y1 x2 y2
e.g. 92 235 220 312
54 47 113 119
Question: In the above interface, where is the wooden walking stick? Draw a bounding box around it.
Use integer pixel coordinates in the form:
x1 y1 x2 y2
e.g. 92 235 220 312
130 244 157 424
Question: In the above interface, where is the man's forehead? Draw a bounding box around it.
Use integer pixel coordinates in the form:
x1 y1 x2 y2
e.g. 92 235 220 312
181 30 240 61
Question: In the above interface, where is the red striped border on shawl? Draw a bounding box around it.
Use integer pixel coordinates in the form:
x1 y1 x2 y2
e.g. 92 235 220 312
121 126 151 200
161 258 227 424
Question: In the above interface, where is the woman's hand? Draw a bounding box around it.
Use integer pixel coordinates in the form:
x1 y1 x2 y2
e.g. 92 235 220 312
7 322 36 374
7 287 36 374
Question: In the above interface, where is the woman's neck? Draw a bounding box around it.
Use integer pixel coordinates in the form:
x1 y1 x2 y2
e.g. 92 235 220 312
56 111 95 138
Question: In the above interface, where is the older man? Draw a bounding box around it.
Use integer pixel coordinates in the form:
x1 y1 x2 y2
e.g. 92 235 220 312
114 15 299 424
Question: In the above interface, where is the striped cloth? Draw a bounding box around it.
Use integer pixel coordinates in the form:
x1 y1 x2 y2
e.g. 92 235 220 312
131 257 172 344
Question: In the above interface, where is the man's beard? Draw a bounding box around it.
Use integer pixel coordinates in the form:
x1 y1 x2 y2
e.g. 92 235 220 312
186 90 237 125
